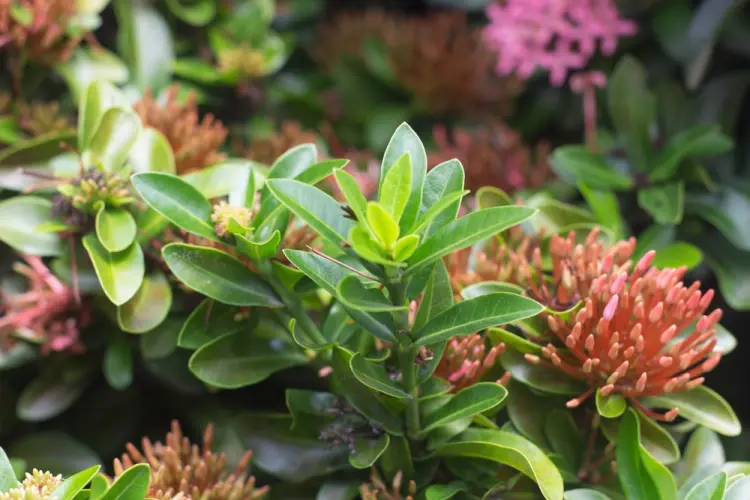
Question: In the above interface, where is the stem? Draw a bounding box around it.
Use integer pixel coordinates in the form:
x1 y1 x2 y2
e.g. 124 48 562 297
583 85 598 153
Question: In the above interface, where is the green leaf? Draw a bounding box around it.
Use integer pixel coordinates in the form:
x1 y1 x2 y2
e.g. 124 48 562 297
82 235 144 306
86 107 141 172
414 261 454 332
337 276 407 313
410 191 468 238
95 207 136 253
406 206 535 276
0 197 61 256
0 448 19 492
551 146 633 190
460 282 524 300
596 389 627 419
637 182 684 225
698 232 750 310
50 465 100 500
725 476 750 500
331 347 403 436
422 383 508 434
563 489 611 500
675 427 724 485
182 160 258 200
189 332 308 389
392 234 419 262
413 293 543 346
380 123 427 233
333 168 368 224
117 272 172 334
78 81 130 150
132 172 219 242
476 186 513 209
545 409 584 473
283 250 352 295
162 243 281 307
607 55 656 173
99 463 150 500
267 179 354 247
350 225 402 267
128 128 175 174
103 335 133 390
165 0 216 26
236 230 281 263
685 188 750 251
500 348 586 396
379 153 412 222
436 428 564 500
8 433 99 477
178 299 243 349
424 483 465 500
366 202 399 249
89 475 109 499
16 366 90 422
684 472 726 500
651 124 733 182
139 317 181 360
228 161 257 209
419 159 464 236
349 353 409 399
579 183 625 240
600 411 681 465
651 242 703 270
349 435 390 470
643 385 740 436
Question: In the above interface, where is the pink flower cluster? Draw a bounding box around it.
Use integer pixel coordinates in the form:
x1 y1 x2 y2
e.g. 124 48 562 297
483 0 637 86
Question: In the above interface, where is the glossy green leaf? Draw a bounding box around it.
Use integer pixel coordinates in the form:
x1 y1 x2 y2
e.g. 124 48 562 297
350 225 401 267
675 426 724 485
460 282 524 300
267 179 354 246
685 188 750 251
189 332 307 389
638 182 684 225
436 428 564 500
337 276 407 312
333 168 368 224
99 463 149 500
367 202 399 249
406 206 535 276
95 207 136 253
563 489 611 500
380 123 426 233
128 128 175 174
349 353 409 399
86 107 141 172
103 335 133 390
698 232 750 310
419 159 465 236
413 292 543 346
643 385 740 436
684 472 726 500
651 242 703 269
607 55 656 173
596 389 627 419
414 261 454 333
600 411 681 465
283 250 354 295
410 190 468 237
725 476 750 500
0 448 18 492
545 409 584 472
117 272 172 334
227 161 258 209
422 383 508 434
50 465 100 500
551 146 633 190
349 435 390 470
379 153 412 222
236 230 281 263
392 234 419 262
424 483 465 500
78 80 130 150
0 197 61 256
651 124 733 182
162 243 281 307
178 299 243 349
331 347 403 436
82 235 144 305
132 172 219 242
500 348 586 395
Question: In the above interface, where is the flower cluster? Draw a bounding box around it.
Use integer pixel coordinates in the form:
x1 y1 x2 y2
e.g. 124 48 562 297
134 85 228 175
245 121 320 166
114 420 268 500
483 0 637 85
56 167 133 214
0 255 87 354
0 95 73 137
429 123 553 194
434 333 509 391
211 200 253 238
217 46 266 82
360 470 416 500
0 469 62 500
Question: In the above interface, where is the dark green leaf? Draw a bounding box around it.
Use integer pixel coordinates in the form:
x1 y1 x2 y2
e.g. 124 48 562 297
82 235 144 306
638 182 684 225
337 276 407 312
500 348 586 395
178 299 244 349
545 409 584 473
117 271 172 333
414 260 454 332
16 366 90 422
579 184 626 240
139 316 181 360
698 232 750 310
0 197 62 256
349 434 390 470
103 335 133 390
424 482 465 500
350 353 409 399
422 383 507 434
380 123 426 233
651 124 733 182
643 385 740 436
162 243 281 307
551 146 633 190
685 187 750 251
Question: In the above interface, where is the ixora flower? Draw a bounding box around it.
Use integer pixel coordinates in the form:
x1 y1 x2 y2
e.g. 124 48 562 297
0 255 87 354
521 233 723 421
0 469 62 500
113 420 268 500
360 470 416 500
134 85 228 175
434 333 509 391
483 0 637 85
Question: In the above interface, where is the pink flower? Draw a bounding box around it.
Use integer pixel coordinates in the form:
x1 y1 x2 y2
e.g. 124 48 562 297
483 0 636 86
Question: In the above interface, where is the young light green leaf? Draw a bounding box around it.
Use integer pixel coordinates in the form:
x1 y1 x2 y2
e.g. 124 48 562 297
98 463 150 500
78 80 130 150
367 202 399 249
413 293 544 346
117 272 172 334
380 123 426 233
0 447 18 492
82 235 144 305
266 179 354 246
684 472 726 500
392 234 419 262
128 127 175 174
435 428 563 500
50 465 101 500
379 152 412 222
422 383 508 434
596 389 627 419
350 225 403 267
350 435 390 470
350 353 409 399
95 207 137 253
236 230 281 263
643 385 740 436
406 206 535 276
0 197 61 256
131 172 219 242
162 243 282 307
334 168 368 223
419 159 464 236
337 276 407 312
86 107 142 172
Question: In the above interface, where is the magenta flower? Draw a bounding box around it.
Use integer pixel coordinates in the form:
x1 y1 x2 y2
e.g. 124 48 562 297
483 0 637 86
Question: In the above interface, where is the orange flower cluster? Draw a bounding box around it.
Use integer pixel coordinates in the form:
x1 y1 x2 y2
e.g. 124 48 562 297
429 123 553 194
313 11 520 116
434 333 509 391
246 121 319 166
134 85 228 175
114 420 268 500
0 0 82 65
360 470 416 500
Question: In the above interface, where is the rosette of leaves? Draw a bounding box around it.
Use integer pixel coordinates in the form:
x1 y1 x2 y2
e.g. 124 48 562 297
171 0 291 86
548 55 750 309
